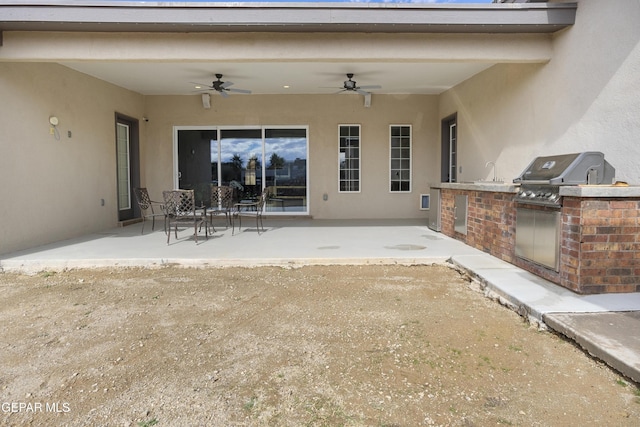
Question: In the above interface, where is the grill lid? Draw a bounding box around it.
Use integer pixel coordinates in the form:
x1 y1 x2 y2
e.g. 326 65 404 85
513 151 615 185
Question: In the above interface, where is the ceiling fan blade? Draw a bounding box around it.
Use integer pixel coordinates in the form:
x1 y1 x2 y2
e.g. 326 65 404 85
355 89 371 96
218 90 229 98
358 85 382 90
221 81 234 89
227 88 252 94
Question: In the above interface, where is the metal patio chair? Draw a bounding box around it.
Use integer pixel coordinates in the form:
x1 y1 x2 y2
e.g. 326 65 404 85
207 185 234 232
232 187 269 235
133 187 166 234
162 189 208 244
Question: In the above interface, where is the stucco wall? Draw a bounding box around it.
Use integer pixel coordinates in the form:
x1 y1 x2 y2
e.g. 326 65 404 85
0 63 144 255
440 0 640 184
3 0 638 255
144 93 439 220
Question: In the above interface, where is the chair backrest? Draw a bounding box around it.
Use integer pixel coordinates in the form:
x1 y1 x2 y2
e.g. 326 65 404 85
163 189 195 217
255 187 269 213
210 185 234 209
134 188 152 211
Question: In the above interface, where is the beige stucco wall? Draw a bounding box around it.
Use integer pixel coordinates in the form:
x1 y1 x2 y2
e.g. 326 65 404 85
2 0 639 254
0 63 144 255
440 0 640 184
144 93 439 220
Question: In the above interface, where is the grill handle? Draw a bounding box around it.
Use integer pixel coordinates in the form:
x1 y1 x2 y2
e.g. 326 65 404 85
512 179 552 185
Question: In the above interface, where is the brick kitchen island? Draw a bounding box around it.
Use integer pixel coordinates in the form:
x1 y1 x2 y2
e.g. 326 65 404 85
430 182 640 294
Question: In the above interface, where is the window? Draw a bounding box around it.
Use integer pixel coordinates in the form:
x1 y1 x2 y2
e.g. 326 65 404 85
390 125 411 192
339 125 360 192
176 126 308 214
116 122 131 210
449 121 457 183
441 114 457 183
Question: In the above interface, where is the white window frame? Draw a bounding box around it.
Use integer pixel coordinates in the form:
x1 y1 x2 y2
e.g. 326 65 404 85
116 122 132 210
389 124 412 193
173 125 310 215
449 120 457 183
338 124 361 193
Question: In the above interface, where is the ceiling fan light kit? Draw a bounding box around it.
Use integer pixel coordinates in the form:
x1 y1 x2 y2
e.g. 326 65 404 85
193 73 379 107
339 73 382 97
192 73 252 99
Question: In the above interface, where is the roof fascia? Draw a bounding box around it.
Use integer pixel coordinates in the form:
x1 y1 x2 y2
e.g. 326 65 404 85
0 2 577 34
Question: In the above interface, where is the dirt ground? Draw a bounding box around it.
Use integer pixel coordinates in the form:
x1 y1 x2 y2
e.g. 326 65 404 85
1 264 639 427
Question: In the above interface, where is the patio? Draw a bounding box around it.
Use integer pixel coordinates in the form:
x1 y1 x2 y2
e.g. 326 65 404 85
2 218 640 383
0 219 477 271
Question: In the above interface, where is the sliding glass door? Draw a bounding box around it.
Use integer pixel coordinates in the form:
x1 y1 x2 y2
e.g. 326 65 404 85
264 128 307 213
176 129 216 206
220 129 263 202
176 126 308 214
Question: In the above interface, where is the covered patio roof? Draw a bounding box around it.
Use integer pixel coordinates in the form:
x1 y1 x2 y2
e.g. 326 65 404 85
0 1 577 96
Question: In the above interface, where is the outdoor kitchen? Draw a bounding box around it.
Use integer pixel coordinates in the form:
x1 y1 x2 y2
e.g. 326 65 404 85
429 152 640 295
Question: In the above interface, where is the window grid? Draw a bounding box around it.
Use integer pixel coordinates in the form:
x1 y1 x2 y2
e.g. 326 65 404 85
390 125 411 192
339 125 360 192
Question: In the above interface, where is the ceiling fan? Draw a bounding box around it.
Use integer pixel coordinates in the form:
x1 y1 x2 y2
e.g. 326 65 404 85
192 73 252 98
336 73 382 95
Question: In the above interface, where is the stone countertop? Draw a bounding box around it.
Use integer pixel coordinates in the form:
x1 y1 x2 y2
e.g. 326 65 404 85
560 185 640 198
430 182 640 198
430 182 519 193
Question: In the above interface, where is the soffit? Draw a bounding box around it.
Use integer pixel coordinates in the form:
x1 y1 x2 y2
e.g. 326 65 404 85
0 2 576 96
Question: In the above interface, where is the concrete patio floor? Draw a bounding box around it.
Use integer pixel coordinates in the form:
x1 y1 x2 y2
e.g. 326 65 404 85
2 218 640 383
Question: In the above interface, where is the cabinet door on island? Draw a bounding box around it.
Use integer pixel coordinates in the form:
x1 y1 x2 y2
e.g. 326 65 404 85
454 195 468 235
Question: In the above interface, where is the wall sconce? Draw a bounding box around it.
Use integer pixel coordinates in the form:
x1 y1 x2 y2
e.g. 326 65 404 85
49 116 61 140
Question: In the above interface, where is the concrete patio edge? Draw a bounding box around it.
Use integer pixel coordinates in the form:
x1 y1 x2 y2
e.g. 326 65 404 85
0 256 454 274
450 254 640 384
543 312 640 384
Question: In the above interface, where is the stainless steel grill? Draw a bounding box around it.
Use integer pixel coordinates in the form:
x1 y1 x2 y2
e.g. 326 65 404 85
513 151 615 207
513 151 615 271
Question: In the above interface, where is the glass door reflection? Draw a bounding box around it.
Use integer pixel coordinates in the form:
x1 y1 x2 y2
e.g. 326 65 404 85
219 129 263 203
177 126 308 214
265 128 308 213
